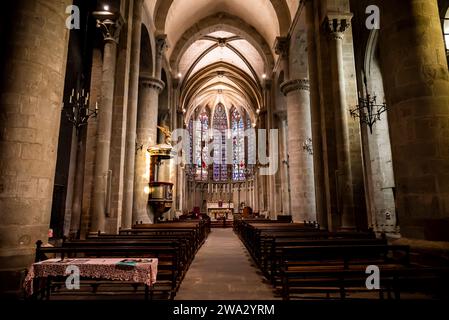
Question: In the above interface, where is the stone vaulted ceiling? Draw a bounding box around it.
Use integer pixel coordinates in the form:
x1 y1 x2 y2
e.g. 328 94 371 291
145 0 296 121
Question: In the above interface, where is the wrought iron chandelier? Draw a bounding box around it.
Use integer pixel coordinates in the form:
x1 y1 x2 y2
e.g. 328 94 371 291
63 88 97 134
350 79 387 134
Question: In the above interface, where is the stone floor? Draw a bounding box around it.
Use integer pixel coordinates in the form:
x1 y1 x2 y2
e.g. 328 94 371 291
175 228 278 300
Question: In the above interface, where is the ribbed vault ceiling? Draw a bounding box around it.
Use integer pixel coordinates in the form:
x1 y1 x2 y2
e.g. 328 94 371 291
144 0 295 123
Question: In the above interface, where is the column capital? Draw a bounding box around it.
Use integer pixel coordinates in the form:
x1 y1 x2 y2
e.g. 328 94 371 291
93 11 124 44
274 37 290 58
324 12 353 40
139 73 165 92
156 34 169 57
280 79 310 96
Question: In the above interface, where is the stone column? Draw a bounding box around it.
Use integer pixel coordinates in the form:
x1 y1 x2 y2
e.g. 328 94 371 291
325 14 355 228
90 12 123 234
278 114 291 215
281 80 316 222
133 74 165 224
254 174 259 212
274 37 290 81
264 79 277 215
306 0 327 228
69 128 87 238
155 35 168 79
122 0 143 229
0 0 70 295
379 0 449 239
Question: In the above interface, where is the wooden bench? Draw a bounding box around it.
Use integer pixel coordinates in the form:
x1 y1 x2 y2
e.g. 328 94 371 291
265 238 387 283
121 221 209 252
236 221 449 300
32 241 180 300
278 244 410 300
278 244 449 300
86 234 195 267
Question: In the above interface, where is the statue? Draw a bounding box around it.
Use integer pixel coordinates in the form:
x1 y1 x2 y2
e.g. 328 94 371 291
157 125 172 145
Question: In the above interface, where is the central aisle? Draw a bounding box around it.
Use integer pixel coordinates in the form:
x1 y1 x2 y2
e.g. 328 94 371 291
175 228 277 300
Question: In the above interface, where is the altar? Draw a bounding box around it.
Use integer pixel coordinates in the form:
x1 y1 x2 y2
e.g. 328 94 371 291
207 202 234 220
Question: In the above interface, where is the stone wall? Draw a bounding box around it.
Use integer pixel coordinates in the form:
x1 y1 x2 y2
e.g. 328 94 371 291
0 0 71 295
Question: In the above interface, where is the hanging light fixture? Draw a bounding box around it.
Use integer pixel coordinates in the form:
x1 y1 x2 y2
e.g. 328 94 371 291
63 88 97 135
350 77 387 134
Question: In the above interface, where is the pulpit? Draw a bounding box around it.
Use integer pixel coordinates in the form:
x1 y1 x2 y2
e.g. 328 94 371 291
147 144 173 222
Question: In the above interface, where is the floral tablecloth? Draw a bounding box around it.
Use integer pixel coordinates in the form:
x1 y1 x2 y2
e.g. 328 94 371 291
24 258 158 296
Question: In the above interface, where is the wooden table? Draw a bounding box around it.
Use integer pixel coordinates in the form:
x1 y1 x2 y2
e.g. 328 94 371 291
24 258 158 297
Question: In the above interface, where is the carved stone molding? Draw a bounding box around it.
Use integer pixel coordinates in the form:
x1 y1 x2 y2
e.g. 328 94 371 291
139 73 165 93
280 79 310 96
274 37 290 58
94 12 124 44
156 34 168 57
324 13 353 40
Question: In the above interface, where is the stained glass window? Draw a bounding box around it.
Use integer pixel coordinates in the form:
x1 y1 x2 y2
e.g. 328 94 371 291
231 107 245 181
188 105 253 182
194 111 209 181
246 115 256 169
187 118 194 177
212 104 228 181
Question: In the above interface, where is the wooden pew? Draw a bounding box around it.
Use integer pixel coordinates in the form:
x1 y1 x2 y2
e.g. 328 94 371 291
87 233 195 266
236 221 323 264
29 220 209 300
121 221 209 251
266 238 388 283
32 241 180 300
236 221 449 300
277 244 449 300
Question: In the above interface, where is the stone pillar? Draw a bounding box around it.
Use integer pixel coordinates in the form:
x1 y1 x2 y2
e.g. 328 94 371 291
90 12 123 234
69 128 87 238
278 114 291 215
122 0 143 229
133 74 165 224
306 0 327 228
325 13 355 228
254 174 259 212
264 79 277 215
0 0 70 295
274 37 290 81
281 80 316 222
379 0 449 239
155 35 168 79
257 110 268 215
